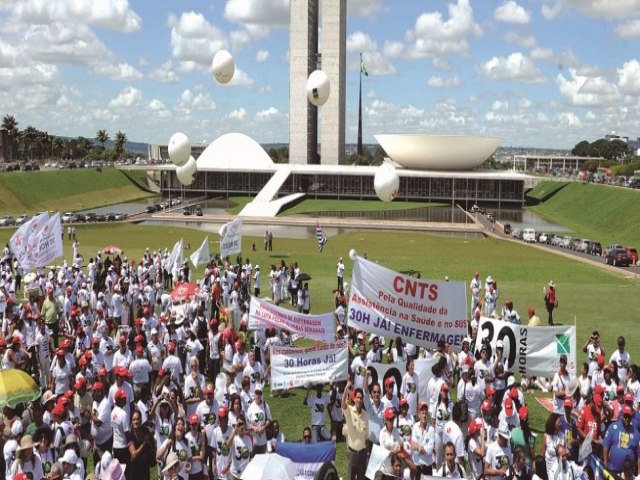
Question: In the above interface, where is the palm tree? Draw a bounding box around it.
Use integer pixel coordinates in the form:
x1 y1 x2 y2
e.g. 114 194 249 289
96 129 109 150
52 137 64 159
2 114 19 161
114 130 127 159
21 125 38 160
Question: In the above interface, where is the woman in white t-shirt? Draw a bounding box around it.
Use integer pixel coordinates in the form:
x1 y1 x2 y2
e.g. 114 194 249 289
156 417 192 480
466 418 486 480
227 418 253 480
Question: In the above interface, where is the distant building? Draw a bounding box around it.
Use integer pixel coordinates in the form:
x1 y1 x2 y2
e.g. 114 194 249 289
148 143 206 163
605 133 629 143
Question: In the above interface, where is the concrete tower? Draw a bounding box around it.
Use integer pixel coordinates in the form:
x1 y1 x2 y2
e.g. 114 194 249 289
289 0 346 165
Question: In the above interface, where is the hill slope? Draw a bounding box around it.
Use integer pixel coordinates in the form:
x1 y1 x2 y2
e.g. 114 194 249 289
0 168 155 213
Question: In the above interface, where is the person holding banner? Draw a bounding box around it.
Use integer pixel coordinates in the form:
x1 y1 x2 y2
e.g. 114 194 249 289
342 379 369 480
363 374 385 448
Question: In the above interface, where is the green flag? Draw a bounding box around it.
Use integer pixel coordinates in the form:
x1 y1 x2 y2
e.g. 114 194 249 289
360 53 368 76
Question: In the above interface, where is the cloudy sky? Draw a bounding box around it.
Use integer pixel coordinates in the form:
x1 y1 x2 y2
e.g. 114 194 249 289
1 0 640 150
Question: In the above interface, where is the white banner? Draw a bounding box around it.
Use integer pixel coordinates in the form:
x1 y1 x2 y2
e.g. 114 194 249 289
219 218 242 258
167 238 183 272
10 211 49 267
189 236 210 268
249 297 335 344
473 317 577 377
270 340 348 390
22 213 63 270
348 257 468 350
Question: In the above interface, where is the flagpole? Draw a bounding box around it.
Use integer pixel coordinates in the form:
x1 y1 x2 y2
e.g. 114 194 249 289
357 52 363 156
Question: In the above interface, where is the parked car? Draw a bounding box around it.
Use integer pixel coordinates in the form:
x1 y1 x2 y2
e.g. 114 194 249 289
522 228 536 243
195 207 203 216
511 228 522 240
605 243 625 256
145 205 157 214
588 241 603 256
114 212 128 221
560 236 573 248
61 212 75 223
503 223 512 235
538 232 549 244
183 207 192 216
0 215 16 226
605 247 630 267
626 246 638 265
14 214 30 225
576 239 591 253
74 213 87 223
84 213 97 222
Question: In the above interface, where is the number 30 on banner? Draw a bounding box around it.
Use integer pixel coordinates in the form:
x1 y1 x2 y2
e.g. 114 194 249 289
475 322 517 369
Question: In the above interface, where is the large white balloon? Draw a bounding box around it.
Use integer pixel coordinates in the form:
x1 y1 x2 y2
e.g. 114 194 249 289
176 155 197 186
349 248 357 260
168 132 191 167
306 70 330 106
374 164 400 202
212 50 235 85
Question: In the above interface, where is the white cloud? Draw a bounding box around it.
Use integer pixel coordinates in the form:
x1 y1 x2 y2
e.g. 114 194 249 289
356 51 396 76
346 31 377 54
168 12 227 72
177 89 216 111
348 0 384 18
477 52 546 83
224 0 289 26
519 97 533 108
427 75 462 88
108 87 142 108
494 1 532 24
228 108 247 120
558 111 581 126
562 0 640 20
256 106 280 120
383 41 404 58
148 99 170 118
492 100 509 111
22 23 108 64
148 60 179 83
617 60 640 94
555 69 619 106
541 2 562 19
256 50 269 63
92 62 143 81
504 31 537 48
229 69 254 86
530 47 580 70
10 0 142 32
404 0 483 59
259 85 273 94
614 19 640 38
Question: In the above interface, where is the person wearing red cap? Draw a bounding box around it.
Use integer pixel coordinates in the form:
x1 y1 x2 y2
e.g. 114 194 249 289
113 334 133 372
49 348 72 395
51 403 75 452
510 406 534 465
411 402 436 476
434 382 453 469
89 381 112 468
381 376 399 413
73 376 92 440
467 417 486 479
211 405 233 479
109 366 134 420
577 393 604 457
379 407 403 453
111 387 131 471
99 327 116 381
498 397 520 430
196 383 220 446
603 404 640 474
231 339 248 391
129 345 152 396
161 340 183 384
186 413 207 478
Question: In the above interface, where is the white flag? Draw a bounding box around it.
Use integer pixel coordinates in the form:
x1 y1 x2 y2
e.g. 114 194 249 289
189 237 210 268
167 238 183 272
22 212 63 270
10 212 49 266
219 218 242 258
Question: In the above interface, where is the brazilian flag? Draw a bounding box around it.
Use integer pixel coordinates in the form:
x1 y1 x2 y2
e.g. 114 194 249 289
360 53 368 76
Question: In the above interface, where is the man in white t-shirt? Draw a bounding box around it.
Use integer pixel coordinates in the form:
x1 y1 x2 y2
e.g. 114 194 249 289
442 402 469 475
483 422 513 480
609 336 631 384
336 258 345 289
304 383 331 442
110 388 130 468
129 346 152 394
89 382 112 457
246 384 271 454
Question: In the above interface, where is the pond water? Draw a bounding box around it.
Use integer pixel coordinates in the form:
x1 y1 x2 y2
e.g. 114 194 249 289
495 209 570 233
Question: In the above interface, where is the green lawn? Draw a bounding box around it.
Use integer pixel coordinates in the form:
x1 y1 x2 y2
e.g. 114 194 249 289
530 182 640 246
0 168 155 214
525 180 569 201
2 222 637 477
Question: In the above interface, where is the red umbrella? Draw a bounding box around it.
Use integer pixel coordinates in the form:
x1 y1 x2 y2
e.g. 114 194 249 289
170 282 201 302
102 245 123 255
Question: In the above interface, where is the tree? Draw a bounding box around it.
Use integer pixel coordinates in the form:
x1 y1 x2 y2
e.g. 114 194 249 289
2 114 19 161
96 129 109 150
114 131 127 159
21 125 38 160
571 140 591 156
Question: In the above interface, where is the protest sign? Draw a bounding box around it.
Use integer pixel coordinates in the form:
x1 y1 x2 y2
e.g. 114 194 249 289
249 297 335 344
365 444 390 480
219 217 242 257
366 357 436 402
277 441 335 480
270 340 348 390
473 317 577 376
348 257 467 350
21 213 63 271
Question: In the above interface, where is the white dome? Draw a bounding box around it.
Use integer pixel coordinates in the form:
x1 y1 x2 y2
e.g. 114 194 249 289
375 134 501 171
197 133 275 170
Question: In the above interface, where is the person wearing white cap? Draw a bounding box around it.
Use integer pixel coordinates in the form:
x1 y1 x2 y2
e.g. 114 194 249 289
4 419 24 478
61 449 82 480
483 421 512 480
457 363 481 422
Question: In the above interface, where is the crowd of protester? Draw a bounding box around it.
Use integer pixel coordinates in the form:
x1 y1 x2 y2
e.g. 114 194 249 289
0 243 636 480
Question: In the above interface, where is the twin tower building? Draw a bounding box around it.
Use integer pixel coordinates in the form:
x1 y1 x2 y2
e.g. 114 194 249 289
289 0 347 166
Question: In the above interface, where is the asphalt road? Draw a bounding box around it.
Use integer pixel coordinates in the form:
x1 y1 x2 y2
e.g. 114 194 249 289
471 211 640 277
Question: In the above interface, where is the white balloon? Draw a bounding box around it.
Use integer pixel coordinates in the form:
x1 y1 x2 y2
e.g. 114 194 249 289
306 70 330 106
212 50 235 85
176 155 197 186
168 132 191 167
374 164 400 202
349 248 357 260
